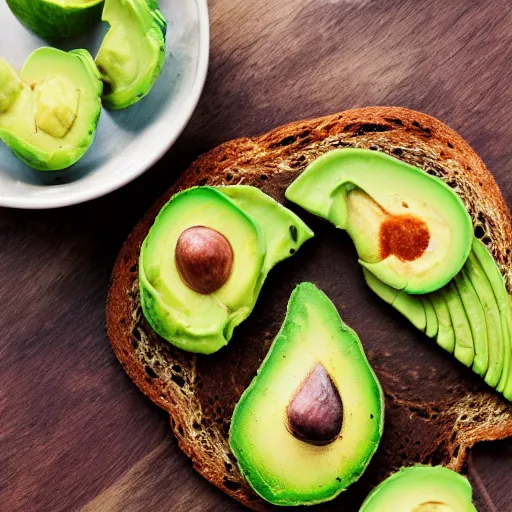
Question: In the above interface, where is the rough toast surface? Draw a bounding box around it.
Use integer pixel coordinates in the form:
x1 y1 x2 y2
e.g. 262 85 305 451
107 107 512 510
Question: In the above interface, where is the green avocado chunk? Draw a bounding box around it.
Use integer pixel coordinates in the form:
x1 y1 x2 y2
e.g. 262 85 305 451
96 0 167 109
422 296 439 339
6 0 103 39
229 283 384 506
285 148 473 294
359 465 477 512
139 186 314 354
430 290 455 353
471 239 512 398
0 48 102 171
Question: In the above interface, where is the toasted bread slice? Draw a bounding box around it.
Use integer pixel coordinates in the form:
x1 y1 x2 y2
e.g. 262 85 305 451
107 107 512 510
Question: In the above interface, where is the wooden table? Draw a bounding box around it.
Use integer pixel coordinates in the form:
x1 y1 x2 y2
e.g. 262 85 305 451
2 0 512 510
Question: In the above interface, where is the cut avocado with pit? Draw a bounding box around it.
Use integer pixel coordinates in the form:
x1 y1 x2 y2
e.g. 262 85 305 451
229 283 384 506
0 48 102 171
96 0 167 109
6 0 103 40
139 186 314 355
359 465 477 512
285 148 473 294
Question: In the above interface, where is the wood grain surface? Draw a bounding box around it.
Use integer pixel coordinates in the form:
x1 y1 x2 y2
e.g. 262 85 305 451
2 0 512 511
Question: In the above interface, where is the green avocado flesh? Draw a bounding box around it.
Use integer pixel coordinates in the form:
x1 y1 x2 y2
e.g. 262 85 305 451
285 148 473 294
359 465 477 512
139 186 314 354
96 0 167 110
0 48 102 171
6 0 104 39
365 237 512 401
229 283 384 506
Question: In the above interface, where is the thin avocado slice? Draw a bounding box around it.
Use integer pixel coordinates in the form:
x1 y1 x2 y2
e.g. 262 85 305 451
429 291 455 354
359 465 477 512
139 186 313 354
96 0 167 109
443 282 474 368
6 0 103 39
454 270 488 377
422 296 439 339
285 148 473 294
472 239 512 396
0 48 102 171
465 251 503 389
230 283 384 506
363 269 426 331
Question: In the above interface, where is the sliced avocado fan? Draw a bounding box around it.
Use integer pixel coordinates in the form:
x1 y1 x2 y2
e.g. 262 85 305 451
359 465 477 512
6 0 104 40
285 148 473 294
365 237 512 401
139 186 314 355
229 282 384 506
96 0 167 109
0 48 102 171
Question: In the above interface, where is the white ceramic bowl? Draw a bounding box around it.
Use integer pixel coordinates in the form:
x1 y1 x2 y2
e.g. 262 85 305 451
0 0 209 209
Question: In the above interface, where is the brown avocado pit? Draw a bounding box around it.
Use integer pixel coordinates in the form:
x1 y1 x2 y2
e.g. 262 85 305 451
286 362 343 445
175 226 234 295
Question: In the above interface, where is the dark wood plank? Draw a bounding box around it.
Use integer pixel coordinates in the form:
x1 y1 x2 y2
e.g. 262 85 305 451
1 0 511 511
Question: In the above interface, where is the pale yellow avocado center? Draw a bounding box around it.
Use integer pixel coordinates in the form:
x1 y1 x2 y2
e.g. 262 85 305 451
34 75 80 138
345 189 450 273
413 502 454 512
0 59 23 114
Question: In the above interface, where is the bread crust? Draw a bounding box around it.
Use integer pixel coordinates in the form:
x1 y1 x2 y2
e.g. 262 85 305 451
107 107 512 510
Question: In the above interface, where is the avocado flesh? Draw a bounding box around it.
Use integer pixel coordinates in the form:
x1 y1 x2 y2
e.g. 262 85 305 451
359 465 477 512
139 186 314 355
6 0 103 39
96 0 166 110
229 283 384 506
422 296 439 339
454 270 488 376
471 239 512 397
0 48 102 171
429 291 455 353
363 269 426 331
285 148 473 294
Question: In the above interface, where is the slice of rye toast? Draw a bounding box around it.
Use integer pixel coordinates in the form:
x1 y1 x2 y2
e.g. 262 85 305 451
107 106 512 510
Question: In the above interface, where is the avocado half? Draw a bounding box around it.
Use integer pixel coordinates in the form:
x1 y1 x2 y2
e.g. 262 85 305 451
139 186 314 354
229 283 384 506
0 48 102 171
96 0 167 110
364 237 512 401
6 0 104 39
359 465 477 512
285 148 473 295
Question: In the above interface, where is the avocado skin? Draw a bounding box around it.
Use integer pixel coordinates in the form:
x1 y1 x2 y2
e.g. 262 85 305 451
6 0 104 40
359 465 477 512
229 282 384 506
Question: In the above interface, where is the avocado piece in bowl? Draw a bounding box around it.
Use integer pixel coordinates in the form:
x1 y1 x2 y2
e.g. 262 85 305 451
0 48 102 171
96 0 167 110
359 465 477 512
286 148 473 294
139 186 314 354
6 0 103 40
229 283 384 506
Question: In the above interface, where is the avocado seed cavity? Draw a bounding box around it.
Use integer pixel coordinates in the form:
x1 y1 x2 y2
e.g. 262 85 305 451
175 226 234 295
34 75 79 138
380 215 430 262
413 502 454 512
286 363 343 445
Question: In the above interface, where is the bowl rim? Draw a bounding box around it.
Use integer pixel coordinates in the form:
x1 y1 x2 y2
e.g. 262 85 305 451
0 0 210 210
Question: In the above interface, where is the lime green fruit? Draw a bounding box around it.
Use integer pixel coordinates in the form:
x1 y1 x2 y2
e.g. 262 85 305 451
230 282 384 506
359 465 477 512
6 0 104 40
0 48 102 171
96 0 167 109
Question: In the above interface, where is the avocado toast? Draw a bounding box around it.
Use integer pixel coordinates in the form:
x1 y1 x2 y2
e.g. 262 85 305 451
107 106 512 510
